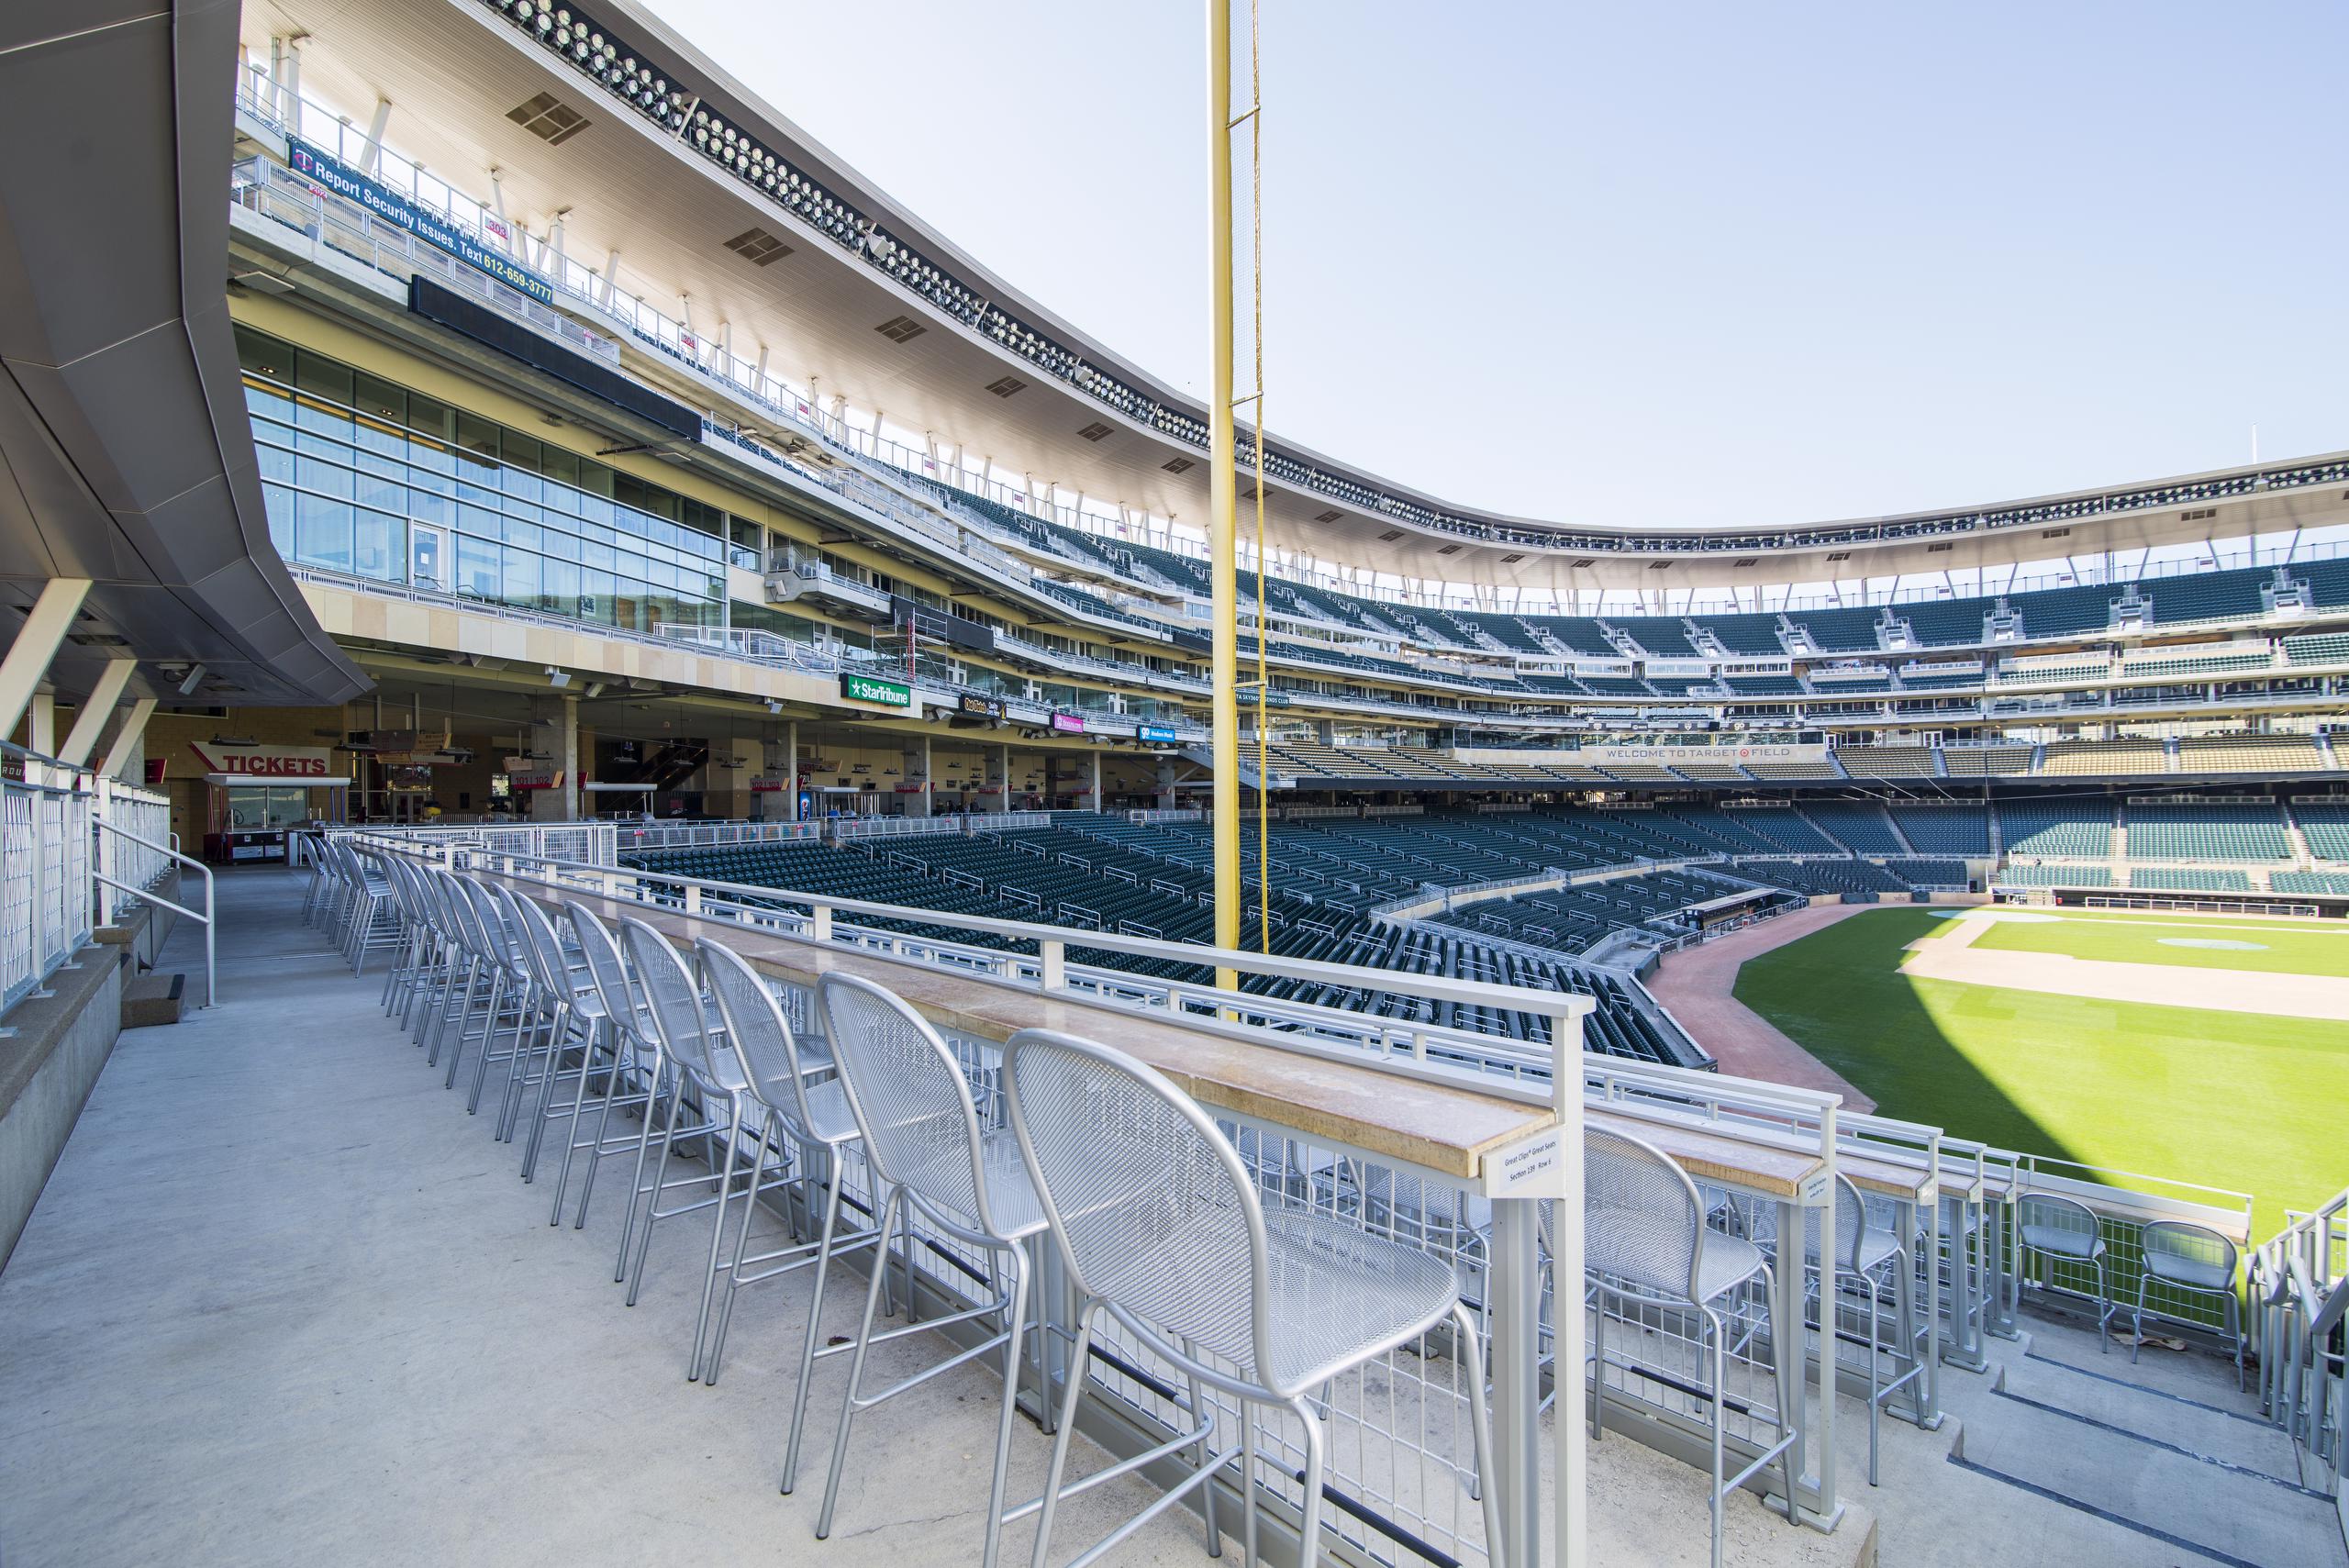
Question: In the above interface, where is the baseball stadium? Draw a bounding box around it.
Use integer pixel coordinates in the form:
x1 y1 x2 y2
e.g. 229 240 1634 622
0 3 2340 1566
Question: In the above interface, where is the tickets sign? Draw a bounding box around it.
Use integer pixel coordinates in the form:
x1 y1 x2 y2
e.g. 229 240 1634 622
191 742 334 778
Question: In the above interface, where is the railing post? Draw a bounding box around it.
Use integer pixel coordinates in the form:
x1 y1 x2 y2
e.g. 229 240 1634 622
811 905 831 943
1040 938 1065 992
683 884 702 917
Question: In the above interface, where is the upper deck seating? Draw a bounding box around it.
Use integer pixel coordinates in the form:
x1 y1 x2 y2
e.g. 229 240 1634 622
2040 739 2166 776
1835 745 1940 777
1940 744 2036 777
2002 583 2116 639
1701 613 1788 656
1605 617 1701 659
2143 566 2270 625
2174 734 2329 774
2123 800 2292 861
1999 800 2115 858
1895 596 1993 648
1786 605 1884 653
1799 802 1907 855
2292 801 2349 861
1888 804 1993 856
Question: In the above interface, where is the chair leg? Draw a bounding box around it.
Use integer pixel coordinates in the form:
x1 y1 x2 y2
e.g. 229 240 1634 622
1706 1307 1727 1568
1026 1302 1099 1568
2094 1256 2110 1352
1290 1395 1329 1568
978 1243 1033 1568
1589 1285 1607 1441
624 1074 687 1298
817 1184 903 1538
780 1158 848 1494
1451 1300 1510 1568
1866 1262 1883 1486
609 1055 671 1271
2131 1272 2150 1364
687 1103 753 1383
1239 1399 1259 1568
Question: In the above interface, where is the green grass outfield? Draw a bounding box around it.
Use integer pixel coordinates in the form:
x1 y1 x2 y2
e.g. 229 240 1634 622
1966 912 2349 977
1732 908 2349 1236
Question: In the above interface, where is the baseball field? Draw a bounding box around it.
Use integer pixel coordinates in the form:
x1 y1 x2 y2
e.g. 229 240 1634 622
1731 906 2349 1235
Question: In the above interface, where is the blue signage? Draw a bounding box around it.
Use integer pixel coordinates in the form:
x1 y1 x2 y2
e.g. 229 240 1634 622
1137 724 1180 745
286 138 559 309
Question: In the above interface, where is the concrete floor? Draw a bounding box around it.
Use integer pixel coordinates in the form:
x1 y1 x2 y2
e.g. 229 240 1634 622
0 872 1198 1568
1 870 2335 1568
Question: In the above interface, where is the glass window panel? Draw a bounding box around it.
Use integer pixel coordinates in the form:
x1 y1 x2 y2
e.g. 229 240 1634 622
294 450 356 501
294 492 354 571
540 446 580 490
457 534 500 599
262 482 295 557
501 547 540 610
353 508 403 582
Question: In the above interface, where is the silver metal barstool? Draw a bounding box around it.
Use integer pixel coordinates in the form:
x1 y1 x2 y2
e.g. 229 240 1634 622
811 973 1047 1568
551 900 664 1231
1820 1173 1924 1486
694 939 887 1451
1575 1126 1798 1568
611 915 742 1337
2133 1220 2243 1386
2013 1193 2114 1348
1004 1028 1509 1568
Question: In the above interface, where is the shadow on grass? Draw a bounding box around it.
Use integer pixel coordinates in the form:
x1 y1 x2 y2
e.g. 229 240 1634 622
1731 906 2082 1166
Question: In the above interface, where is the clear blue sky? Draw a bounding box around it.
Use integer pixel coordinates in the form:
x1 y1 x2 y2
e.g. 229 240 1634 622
656 0 2347 533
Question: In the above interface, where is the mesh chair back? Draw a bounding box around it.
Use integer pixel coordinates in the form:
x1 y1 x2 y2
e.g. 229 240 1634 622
1004 1029 1262 1379
2140 1221 2237 1290
2015 1193 2103 1259
618 917 723 1084
436 871 492 962
1832 1172 1867 1273
498 886 569 1002
1585 1125 1705 1303
818 973 994 1234
460 879 524 975
697 939 821 1134
562 901 636 1038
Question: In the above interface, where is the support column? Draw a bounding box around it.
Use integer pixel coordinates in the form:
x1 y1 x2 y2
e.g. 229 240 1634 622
100 698 159 783
1086 749 1104 812
0 578 92 747
58 658 138 766
528 696 580 822
903 736 931 818
724 734 759 821
997 741 1013 812
1156 756 1178 812
785 721 800 820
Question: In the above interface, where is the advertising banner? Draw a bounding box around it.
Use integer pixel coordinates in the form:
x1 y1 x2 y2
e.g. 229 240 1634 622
287 137 559 308
189 742 335 778
840 672 913 708
1050 713 1086 734
1137 724 1180 744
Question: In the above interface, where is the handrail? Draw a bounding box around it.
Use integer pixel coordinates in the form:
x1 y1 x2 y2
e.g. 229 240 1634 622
95 820 217 1007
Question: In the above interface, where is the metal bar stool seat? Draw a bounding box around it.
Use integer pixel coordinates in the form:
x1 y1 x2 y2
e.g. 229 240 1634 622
693 938 888 1456
811 973 1050 1568
2013 1192 2115 1350
2133 1220 2243 1387
1570 1127 1799 1568
1005 1027 1508 1568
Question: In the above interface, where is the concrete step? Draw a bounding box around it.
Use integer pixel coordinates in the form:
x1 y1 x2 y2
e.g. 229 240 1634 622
121 973 184 1029
1997 1348 2291 1481
1953 1367 2346 1568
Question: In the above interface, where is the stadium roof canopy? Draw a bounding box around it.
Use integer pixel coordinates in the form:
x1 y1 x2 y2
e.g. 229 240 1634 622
248 0 2349 594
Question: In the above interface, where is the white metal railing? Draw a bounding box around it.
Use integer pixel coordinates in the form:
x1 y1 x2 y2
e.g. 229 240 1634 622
1 771 93 1012
2 758 204 1014
2252 1184 2348 1500
829 815 965 843
616 821 821 853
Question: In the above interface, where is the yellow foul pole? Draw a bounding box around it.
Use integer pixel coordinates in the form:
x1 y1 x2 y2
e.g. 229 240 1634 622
1208 0 1240 990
